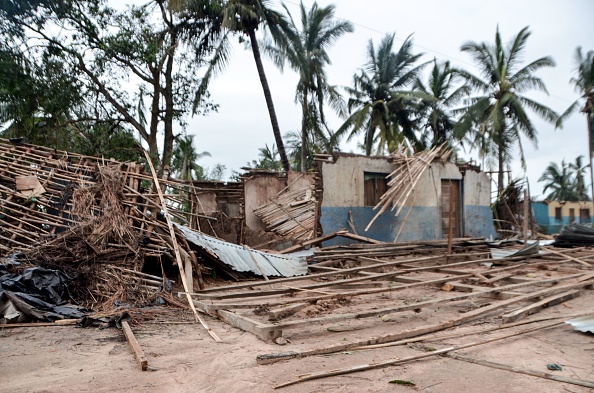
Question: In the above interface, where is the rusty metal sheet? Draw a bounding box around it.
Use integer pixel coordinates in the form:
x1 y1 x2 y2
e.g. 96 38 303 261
176 225 308 277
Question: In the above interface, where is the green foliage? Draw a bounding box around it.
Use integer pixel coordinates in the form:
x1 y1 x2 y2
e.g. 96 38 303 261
171 133 211 181
0 0 225 169
415 59 468 150
247 143 283 171
336 33 426 155
538 156 590 201
266 1 353 171
454 26 558 193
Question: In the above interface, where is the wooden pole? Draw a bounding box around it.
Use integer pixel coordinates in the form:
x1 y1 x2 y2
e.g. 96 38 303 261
523 189 529 243
446 353 594 389
447 183 455 255
121 320 148 371
142 149 221 342
273 320 566 388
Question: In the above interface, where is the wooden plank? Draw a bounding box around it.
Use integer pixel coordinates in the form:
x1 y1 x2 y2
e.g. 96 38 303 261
278 231 347 254
217 310 280 341
543 247 592 267
268 303 308 321
273 320 568 388
447 353 594 389
501 290 581 324
0 320 78 328
255 276 593 349
252 274 588 337
121 321 148 371
442 281 523 299
196 250 543 295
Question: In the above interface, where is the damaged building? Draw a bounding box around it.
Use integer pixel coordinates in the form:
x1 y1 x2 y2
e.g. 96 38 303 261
314 150 497 244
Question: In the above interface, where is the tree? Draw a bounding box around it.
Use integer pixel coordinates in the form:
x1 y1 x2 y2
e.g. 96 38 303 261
538 159 583 201
284 129 339 171
557 47 594 207
220 0 290 173
455 26 558 194
247 143 282 171
1 0 224 171
171 133 211 181
570 155 590 200
265 1 352 171
336 33 425 155
414 59 468 150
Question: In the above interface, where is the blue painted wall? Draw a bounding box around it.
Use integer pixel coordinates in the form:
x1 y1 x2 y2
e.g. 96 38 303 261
463 205 497 240
320 204 496 245
532 201 592 234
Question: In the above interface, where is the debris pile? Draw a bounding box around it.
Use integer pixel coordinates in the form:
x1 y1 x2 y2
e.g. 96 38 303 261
253 183 316 242
0 139 304 324
367 144 451 231
553 223 594 247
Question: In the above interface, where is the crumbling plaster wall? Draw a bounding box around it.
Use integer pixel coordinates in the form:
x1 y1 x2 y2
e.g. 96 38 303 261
462 170 497 239
243 172 313 231
319 155 496 243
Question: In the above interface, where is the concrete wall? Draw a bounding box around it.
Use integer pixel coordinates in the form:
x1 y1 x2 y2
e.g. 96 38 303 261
533 200 593 234
462 170 497 239
194 192 218 215
243 172 314 230
319 154 496 244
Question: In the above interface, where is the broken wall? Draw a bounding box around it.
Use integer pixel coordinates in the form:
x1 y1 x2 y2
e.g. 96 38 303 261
462 169 497 238
318 153 496 243
243 171 313 231
188 180 243 243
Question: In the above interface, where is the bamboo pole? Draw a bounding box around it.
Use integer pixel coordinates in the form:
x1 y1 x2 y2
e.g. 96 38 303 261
273 320 568 388
142 149 221 342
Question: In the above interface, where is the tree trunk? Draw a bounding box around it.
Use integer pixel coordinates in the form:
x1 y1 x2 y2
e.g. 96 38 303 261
586 113 594 217
301 94 308 172
497 130 505 196
149 68 161 168
248 29 290 174
162 38 176 176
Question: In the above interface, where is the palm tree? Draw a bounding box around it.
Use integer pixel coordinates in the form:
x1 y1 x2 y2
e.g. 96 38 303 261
284 128 339 171
414 59 468 150
557 47 594 208
248 143 282 170
336 33 425 155
221 0 290 173
265 1 353 172
570 155 590 200
171 133 211 181
455 26 558 195
539 160 578 201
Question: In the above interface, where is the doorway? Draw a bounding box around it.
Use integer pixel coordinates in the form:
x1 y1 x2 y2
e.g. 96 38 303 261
441 180 462 239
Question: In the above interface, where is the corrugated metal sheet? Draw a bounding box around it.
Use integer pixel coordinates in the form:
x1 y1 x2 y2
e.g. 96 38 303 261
176 225 308 277
565 315 594 333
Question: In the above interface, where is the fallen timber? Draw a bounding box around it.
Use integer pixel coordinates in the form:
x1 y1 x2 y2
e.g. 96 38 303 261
189 241 594 344
273 319 594 389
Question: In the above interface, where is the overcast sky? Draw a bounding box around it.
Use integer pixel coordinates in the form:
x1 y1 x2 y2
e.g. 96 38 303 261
187 0 594 199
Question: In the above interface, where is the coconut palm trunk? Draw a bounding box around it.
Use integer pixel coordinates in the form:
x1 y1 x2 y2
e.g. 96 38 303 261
586 113 594 212
247 29 290 173
498 131 505 195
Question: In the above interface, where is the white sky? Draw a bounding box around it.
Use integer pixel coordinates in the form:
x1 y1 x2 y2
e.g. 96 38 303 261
185 0 593 198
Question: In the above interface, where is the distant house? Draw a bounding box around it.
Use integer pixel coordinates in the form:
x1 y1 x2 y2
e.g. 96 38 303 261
532 200 593 234
315 152 497 244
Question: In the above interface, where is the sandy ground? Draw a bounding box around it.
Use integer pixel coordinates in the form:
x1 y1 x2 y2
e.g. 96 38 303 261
1 291 593 393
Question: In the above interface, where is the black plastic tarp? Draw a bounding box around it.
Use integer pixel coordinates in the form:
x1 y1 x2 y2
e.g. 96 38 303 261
0 267 87 323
